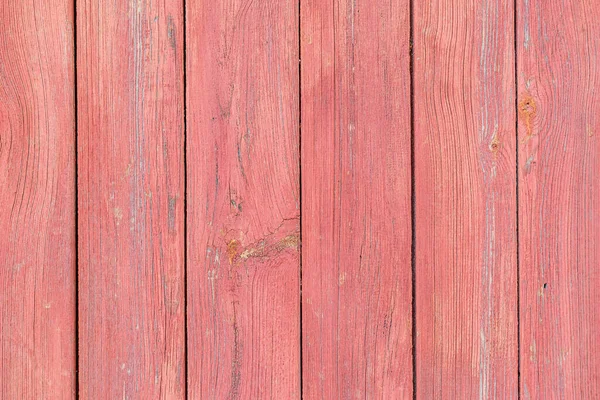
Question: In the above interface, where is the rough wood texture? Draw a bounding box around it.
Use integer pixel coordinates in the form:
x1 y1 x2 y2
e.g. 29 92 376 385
77 0 185 397
0 1 76 398
186 1 300 398
517 0 600 397
301 0 413 397
414 0 518 397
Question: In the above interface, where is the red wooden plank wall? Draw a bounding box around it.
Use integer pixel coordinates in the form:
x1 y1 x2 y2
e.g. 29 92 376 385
300 0 412 397
517 0 600 397
186 0 300 398
77 0 185 398
413 0 518 397
0 1 76 398
1 0 600 398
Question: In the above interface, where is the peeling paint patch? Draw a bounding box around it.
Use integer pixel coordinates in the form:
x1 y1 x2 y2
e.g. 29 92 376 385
114 207 123 225
524 154 535 175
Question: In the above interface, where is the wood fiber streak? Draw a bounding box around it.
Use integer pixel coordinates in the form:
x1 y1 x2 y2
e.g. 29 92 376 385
186 1 300 398
301 0 412 397
77 0 185 397
414 0 518 397
0 1 76 398
518 0 600 397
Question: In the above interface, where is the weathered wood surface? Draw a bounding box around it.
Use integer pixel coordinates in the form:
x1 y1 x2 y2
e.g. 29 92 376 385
77 0 185 397
4 0 600 397
186 0 301 398
517 0 600 397
301 0 413 397
0 1 76 398
414 0 518 397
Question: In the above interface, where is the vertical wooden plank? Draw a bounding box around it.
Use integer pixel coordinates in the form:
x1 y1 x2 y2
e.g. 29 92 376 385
414 0 518 397
77 0 185 397
518 1 600 397
301 0 412 397
0 1 76 398
186 1 300 398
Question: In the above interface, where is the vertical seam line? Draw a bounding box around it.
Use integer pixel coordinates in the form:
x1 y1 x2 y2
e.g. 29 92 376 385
514 0 521 397
409 0 417 398
183 0 189 397
73 0 80 397
298 0 303 397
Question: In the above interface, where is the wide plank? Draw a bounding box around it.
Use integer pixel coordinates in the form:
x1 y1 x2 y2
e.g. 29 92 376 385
301 0 413 397
414 0 518 397
0 1 76 398
77 0 185 397
186 0 301 398
517 0 600 397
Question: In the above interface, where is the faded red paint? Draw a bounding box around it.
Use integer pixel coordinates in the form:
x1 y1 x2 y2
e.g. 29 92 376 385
1 0 599 398
301 0 413 397
77 0 185 397
518 0 600 397
0 1 76 398
414 0 518 397
186 0 301 398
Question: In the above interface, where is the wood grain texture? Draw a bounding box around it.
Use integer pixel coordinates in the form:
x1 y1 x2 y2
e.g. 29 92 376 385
517 0 600 397
301 0 412 397
77 0 185 398
414 0 518 397
186 1 300 398
0 1 76 398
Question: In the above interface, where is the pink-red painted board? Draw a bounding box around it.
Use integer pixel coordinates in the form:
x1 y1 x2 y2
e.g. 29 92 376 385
517 0 600 397
186 1 300 398
77 0 185 397
414 0 518 397
0 1 76 398
301 0 413 397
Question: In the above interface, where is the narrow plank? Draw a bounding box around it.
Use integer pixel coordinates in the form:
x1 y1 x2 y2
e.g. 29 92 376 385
301 0 412 397
517 1 600 397
186 1 300 398
77 0 185 397
414 0 518 397
0 1 76 398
